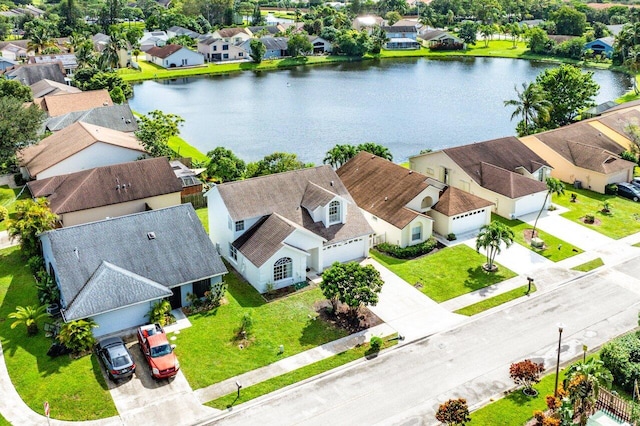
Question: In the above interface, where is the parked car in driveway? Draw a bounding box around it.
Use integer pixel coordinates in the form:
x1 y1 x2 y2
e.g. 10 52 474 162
631 177 640 189
617 182 640 202
137 324 179 379
96 337 136 381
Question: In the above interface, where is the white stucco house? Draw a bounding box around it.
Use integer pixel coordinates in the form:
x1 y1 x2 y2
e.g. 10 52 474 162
40 204 227 337
337 152 493 244
18 121 147 180
409 137 552 220
206 166 373 294
197 37 249 62
145 44 204 68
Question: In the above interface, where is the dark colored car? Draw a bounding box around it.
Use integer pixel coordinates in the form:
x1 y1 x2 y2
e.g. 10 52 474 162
96 337 136 381
631 177 640 189
617 182 640 202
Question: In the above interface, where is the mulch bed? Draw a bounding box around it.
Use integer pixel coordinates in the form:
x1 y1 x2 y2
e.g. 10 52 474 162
580 217 602 226
523 229 547 250
314 300 382 334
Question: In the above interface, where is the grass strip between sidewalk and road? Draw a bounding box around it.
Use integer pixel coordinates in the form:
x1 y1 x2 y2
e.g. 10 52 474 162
454 284 536 316
206 335 397 409
571 258 605 272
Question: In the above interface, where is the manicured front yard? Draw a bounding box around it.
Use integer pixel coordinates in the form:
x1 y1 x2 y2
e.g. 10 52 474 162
553 187 640 239
492 214 583 261
571 258 605 272
454 284 536 316
174 268 348 390
0 247 116 421
370 245 518 303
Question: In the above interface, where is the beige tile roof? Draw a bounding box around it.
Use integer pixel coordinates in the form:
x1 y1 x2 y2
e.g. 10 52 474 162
432 186 494 216
27 157 182 215
19 122 146 177
41 89 113 117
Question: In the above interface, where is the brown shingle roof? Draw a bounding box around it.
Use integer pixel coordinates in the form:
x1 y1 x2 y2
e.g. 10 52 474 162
19 122 146 177
41 89 113 117
232 214 299 267
595 109 640 137
146 44 183 59
27 157 182 215
216 165 372 245
534 122 634 173
478 162 547 198
337 152 431 229
432 186 494 216
216 27 249 38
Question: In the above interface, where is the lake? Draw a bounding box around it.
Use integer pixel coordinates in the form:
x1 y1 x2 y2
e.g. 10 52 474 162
129 57 632 164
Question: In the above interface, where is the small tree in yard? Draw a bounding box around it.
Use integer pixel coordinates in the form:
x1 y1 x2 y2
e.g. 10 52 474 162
510 359 544 395
147 299 172 326
531 177 565 245
57 319 97 353
319 262 384 319
475 221 514 272
435 398 471 425
7 198 58 259
8 305 50 336
135 110 184 158
250 39 266 63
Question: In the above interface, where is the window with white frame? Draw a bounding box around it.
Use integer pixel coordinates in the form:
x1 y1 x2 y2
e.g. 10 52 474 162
329 200 341 223
411 223 422 241
228 216 232 230
235 220 245 232
273 257 292 281
229 243 237 261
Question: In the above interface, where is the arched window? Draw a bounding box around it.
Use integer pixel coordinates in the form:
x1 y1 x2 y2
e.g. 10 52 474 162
273 257 292 281
329 200 341 223
421 196 433 210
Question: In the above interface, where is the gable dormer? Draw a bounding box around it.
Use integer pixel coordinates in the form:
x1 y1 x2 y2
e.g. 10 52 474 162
301 182 347 227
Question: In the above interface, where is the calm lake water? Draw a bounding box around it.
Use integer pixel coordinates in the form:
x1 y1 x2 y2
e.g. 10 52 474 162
129 57 632 163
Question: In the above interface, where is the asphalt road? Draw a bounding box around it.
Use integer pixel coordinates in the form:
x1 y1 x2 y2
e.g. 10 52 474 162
204 256 640 426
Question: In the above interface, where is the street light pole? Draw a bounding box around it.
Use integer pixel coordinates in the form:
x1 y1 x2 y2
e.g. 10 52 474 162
554 324 565 398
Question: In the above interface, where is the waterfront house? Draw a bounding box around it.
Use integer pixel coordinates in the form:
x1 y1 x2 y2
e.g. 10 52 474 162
419 30 464 50
239 36 289 59
197 37 248 62
381 26 420 49
210 28 252 44
584 37 615 58
146 44 205 68
45 104 138 133
30 79 81 98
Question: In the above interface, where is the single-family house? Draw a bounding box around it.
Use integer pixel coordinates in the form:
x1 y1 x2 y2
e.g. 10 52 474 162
206 166 373 294
197 37 248 62
419 30 464 50
0 56 17 71
584 37 614 58
239 37 289 59
1 62 67 85
45 104 138 133
145 44 204 68
170 160 204 197
308 36 332 54
40 204 227 336
409 137 552 219
381 26 420 49
19 122 147 180
247 25 282 36
337 152 493 245
27 54 78 76
0 43 27 61
210 28 252 44
27 157 182 227
36 89 113 117
519 122 636 193
92 33 131 68
139 31 169 52
352 15 385 32
30 78 81 98
167 25 201 39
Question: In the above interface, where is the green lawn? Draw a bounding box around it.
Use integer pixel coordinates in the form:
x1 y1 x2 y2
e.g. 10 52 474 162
469 369 565 425
0 247 116 420
195 207 208 233
206 335 397 409
491 215 583 261
0 413 9 426
370 245 518 303
0 185 26 232
571 258 605 272
553 187 640 239
454 284 536 316
174 268 348 390
168 135 209 163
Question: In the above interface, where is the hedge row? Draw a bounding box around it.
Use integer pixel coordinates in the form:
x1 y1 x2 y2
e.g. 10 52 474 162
376 237 438 259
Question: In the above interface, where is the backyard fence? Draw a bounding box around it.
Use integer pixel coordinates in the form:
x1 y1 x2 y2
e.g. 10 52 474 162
182 193 206 209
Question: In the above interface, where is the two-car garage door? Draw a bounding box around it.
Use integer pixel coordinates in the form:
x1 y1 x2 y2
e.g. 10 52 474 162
450 209 488 235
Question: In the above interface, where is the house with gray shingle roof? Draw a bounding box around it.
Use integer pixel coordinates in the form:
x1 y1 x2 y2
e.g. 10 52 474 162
205 166 373 293
409 137 552 219
40 204 227 336
239 36 289 59
1 62 67 85
45 104 138 133
338 152 493 244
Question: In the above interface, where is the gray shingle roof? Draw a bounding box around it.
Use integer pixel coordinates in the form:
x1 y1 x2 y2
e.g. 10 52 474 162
45 104 138 132
259 36 289 50
30 78 81 98
233 214 298 267
2 62 66 85
42 204 227 317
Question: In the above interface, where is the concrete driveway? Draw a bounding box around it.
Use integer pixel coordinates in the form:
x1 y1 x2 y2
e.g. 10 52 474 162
104 340 217 425
464 238 553 275
363 258 466 343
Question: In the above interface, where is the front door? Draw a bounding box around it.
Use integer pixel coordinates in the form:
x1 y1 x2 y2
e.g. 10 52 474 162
168 287 181 309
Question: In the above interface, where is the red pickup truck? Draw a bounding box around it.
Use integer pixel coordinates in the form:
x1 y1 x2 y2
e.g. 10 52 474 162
137 324 180 379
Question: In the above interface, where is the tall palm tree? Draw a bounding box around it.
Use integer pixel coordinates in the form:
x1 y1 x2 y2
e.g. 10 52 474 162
475 221 515 272
531 177 565 241
98 32 127 70
357 142 393 161
27 26 56 54
565 358 613 425
8 305 50 336
504 82 552 136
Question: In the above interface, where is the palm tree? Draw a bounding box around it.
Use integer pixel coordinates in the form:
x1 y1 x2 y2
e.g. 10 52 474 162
531 177 565 241
8 305 50 336
27 26 56 55
98 32 127 70
565 358 613 425
504 82 552 136
75 40 96 68
323 144 357 168
475 221 515 272
480 25 492 48
357 142 393 161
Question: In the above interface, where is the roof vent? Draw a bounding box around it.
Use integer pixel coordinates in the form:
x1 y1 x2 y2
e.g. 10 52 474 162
384 196 388 201
330 180 334 186
409 170 413 174
103 102 108 106
147 232 156 240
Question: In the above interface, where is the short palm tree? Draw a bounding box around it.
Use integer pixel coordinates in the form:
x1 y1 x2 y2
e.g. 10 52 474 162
9 305 50 336
531 177 565 241
98 33 127 70
565 358 613 425
323 144 357 169
504 82 552 136
27 26 56 55
475 221 515 272
57 319 97 352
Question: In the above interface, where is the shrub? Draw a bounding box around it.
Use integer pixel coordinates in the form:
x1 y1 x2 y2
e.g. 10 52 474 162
238 311 254 339
510 359 544 391
605 184 618 195
369 336 382 352
447 233 457 241
584 214 595 224
435 398 471 425
35 270 60 305
57 319 97 353
147 299 172 326
27 255 44 274
0 205 7 222
376 237 438 259
601 333 640 392
206 280 227 307
186 292 203 308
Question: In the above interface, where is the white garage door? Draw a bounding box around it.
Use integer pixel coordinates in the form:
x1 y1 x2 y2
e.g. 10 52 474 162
92 302 151 337
451 210 487 235
514 192 547 217
322 239 367 269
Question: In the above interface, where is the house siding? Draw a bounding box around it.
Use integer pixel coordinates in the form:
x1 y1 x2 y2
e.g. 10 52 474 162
92 302 151 337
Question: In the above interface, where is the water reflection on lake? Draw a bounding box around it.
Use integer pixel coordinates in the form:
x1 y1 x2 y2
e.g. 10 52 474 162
129 57 632 163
